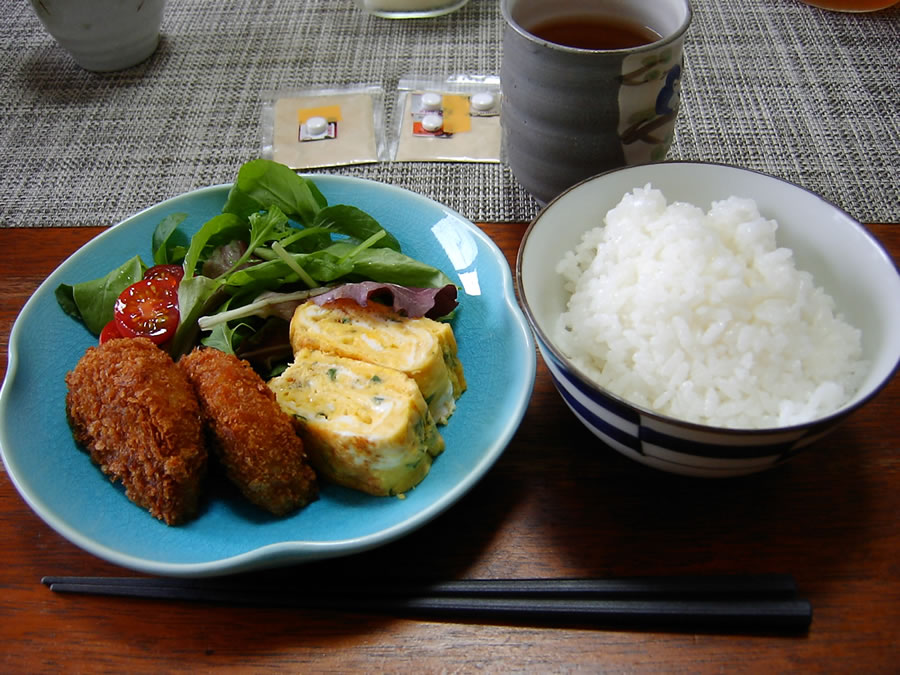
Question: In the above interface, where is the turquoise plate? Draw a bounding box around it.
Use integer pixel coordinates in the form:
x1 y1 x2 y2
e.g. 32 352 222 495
0 176 536 577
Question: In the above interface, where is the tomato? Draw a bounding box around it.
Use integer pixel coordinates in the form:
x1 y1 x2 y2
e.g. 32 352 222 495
99 319 124 344
114 279 180 344
143 264 184 288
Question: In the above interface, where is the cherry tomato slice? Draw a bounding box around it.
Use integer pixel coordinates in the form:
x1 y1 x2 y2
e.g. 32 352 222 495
114 279 180 344
99 319 124 344
143 264 184 288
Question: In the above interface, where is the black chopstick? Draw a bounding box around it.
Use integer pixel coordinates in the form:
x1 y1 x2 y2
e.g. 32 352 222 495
41 573 799 598
41 574 811 632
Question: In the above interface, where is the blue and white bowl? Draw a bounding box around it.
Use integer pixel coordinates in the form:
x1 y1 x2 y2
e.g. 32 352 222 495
516 162 900 477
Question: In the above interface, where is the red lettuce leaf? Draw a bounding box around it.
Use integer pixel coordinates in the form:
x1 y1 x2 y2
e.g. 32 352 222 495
312 282 458 319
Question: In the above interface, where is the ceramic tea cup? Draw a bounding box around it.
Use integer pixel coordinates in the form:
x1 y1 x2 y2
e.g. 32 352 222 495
500 0 692 204
30 0 166 72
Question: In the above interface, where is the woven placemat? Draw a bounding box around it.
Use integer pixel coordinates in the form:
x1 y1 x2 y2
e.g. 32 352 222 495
0 0 897 227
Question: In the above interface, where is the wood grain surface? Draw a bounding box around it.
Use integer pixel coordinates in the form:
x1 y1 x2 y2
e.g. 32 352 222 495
1 224 898 673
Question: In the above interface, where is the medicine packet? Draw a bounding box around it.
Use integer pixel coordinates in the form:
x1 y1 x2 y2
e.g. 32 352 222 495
261 85 387 169
390 75 502 163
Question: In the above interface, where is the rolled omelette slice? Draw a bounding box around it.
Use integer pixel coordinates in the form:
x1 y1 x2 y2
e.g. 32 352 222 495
289 299 466 425
268 347 444 497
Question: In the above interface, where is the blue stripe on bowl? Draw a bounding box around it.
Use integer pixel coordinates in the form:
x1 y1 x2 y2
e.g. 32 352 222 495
552 379 643 453
537 337 843 462
537 342 640 424
638 424 799 459
775 418 842 460
639 441 782 472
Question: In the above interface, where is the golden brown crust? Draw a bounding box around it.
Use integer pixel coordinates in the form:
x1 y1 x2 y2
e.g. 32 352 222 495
179 347 317 516
64 338 207 525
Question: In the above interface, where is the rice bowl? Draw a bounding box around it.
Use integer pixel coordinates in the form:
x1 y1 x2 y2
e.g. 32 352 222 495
516 162 900 477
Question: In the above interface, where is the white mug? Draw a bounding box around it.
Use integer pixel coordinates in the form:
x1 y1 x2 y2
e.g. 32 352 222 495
30 0 166 72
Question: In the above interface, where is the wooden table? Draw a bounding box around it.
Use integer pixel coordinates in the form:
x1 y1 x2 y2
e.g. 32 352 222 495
1 224 898 672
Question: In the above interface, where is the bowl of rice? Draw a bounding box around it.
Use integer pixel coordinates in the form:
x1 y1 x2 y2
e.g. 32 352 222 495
516 162 900 477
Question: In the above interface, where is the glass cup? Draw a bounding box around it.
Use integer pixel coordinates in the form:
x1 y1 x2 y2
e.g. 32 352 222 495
354 0 470 19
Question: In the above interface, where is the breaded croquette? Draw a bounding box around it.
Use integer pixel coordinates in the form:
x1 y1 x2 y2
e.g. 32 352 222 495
65 338 207 525
179 347 317 516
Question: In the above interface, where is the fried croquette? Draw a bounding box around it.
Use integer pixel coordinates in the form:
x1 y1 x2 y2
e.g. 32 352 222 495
65 338 207 526
179 347 317 516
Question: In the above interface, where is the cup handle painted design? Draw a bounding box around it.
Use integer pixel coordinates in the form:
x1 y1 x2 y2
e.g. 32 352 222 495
617 45 685 164
618 48 677 86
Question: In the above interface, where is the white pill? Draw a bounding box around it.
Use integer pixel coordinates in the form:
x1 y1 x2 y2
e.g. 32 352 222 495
421 92 442 110
421 113 443 132
306 116 328 135
470 92 496 111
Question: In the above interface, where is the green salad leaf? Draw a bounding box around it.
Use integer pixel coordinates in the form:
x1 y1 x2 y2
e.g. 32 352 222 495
182 213 244 281
313 204 401 251
325 243 454 288
152 213 188 265
55 158 457 374
224 158 327 225
59 255 146 335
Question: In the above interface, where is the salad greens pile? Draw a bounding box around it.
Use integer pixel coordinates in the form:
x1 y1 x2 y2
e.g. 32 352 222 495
56 159 455 375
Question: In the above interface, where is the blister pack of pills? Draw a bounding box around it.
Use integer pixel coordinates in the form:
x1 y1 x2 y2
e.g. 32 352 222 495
261 85 388 169
389 75 502 163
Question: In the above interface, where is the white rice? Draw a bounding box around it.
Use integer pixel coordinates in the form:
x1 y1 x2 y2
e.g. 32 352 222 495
555 185 868 429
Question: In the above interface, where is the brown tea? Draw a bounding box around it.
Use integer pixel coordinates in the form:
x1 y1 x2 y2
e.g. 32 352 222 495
527 14 661 50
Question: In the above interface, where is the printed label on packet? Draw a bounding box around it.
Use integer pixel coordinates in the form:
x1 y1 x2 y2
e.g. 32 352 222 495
298 105 342 142
410 93 471 137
